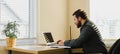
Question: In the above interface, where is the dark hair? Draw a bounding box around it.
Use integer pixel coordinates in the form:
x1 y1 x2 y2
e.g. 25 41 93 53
72 9 87 19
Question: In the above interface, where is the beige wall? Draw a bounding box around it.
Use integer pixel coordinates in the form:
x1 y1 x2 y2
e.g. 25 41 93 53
68 0 89 39
37 0 69 44
37 0 89 44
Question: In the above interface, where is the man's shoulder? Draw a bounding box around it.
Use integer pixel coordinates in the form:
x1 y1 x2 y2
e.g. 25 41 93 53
81 25 93 32
85 20 94 26
85 20 97 29
81 20 96 31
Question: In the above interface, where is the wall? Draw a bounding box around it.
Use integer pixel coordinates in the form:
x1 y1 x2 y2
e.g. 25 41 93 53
37 0 69 44
68 0 89 39
37 0 89 44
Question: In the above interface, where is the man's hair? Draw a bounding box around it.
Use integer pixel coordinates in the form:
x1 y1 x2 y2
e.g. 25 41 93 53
73 9 87 19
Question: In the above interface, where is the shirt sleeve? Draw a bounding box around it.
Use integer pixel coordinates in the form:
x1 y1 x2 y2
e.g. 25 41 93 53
64 26 93 47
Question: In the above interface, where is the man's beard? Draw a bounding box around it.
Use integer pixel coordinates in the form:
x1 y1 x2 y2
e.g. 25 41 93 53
77 21 82 28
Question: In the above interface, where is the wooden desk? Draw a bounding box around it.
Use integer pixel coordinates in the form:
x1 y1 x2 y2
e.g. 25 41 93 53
72 48 84 53
5 45 69 54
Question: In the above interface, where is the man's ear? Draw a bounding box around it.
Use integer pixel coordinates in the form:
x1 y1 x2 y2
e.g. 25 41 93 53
78 17 82 21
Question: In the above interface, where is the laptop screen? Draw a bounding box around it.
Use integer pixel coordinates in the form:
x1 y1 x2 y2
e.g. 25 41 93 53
43 32 54 43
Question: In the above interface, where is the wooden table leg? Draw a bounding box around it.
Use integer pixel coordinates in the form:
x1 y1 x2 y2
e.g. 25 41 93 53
68 49 72 54
8 50 12 54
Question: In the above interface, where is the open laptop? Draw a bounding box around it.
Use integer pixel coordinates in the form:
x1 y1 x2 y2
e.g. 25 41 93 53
43 32 71 48
43 32 59 46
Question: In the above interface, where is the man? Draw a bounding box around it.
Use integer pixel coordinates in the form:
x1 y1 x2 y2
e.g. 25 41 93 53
57 9 108 54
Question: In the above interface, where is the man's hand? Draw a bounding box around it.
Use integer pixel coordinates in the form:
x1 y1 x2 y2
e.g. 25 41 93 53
57 40 65 46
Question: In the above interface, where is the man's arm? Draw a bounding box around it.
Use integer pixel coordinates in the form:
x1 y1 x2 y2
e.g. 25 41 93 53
64 26 93 47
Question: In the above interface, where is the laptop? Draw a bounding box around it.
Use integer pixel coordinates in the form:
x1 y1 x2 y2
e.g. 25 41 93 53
43 32 59 46
43 32 71 48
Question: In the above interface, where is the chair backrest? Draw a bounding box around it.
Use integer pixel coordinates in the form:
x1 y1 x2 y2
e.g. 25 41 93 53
108 39 120 54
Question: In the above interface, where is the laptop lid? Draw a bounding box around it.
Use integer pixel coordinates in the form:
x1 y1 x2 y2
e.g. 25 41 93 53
43 32 54 43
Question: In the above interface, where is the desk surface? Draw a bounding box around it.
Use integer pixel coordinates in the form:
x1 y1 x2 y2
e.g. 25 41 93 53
5 45 70 54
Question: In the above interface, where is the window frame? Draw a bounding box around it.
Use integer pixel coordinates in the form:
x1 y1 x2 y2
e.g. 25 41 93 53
0 0 37 45
0 0 37 39
29 0 37 38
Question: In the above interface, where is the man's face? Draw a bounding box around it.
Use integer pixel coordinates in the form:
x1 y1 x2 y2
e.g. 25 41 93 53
73 16 82 28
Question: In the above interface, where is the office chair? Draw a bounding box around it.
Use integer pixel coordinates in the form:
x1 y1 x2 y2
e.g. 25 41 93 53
108 39 120 54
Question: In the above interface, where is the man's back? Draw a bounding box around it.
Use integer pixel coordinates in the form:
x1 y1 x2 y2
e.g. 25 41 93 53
81 20 107 53
64 20 108 54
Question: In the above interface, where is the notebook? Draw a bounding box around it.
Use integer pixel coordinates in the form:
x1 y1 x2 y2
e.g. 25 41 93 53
43 32 59 46
42 32 71 48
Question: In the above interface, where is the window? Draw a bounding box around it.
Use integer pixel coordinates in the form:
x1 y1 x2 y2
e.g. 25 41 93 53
90 0 120 39
0 0 36 39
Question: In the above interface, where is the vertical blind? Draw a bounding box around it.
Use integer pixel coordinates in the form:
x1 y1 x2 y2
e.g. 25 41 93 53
90 0 120 39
